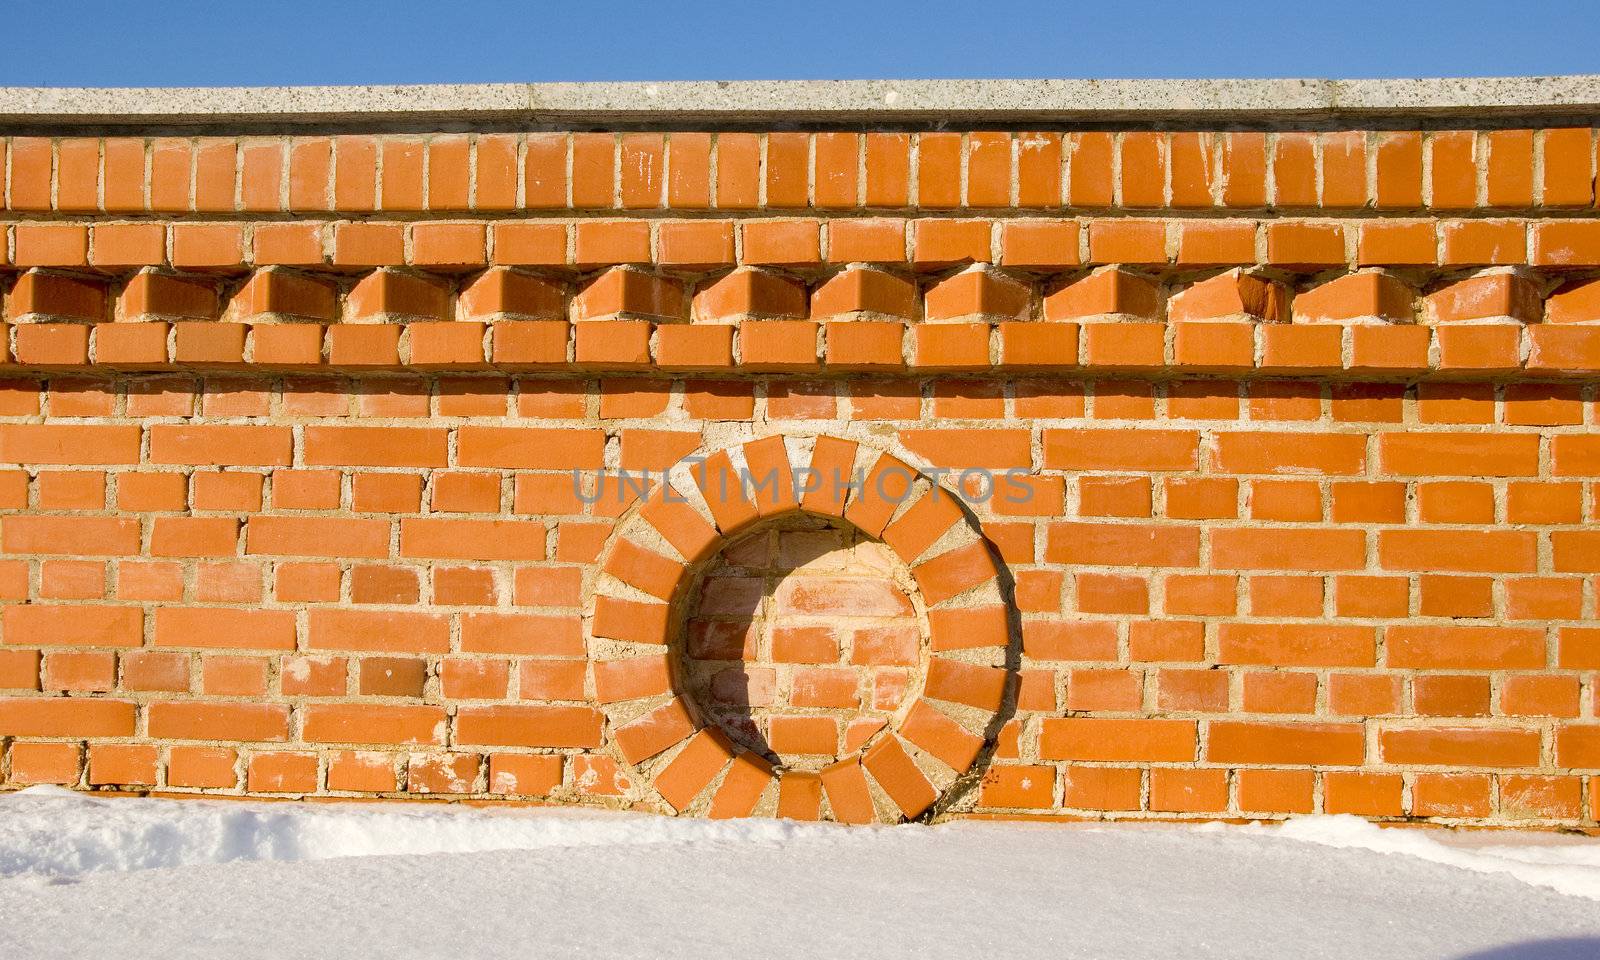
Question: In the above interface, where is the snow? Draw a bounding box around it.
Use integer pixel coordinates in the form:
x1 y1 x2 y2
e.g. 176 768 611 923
1262 814 1600 902
1 787 1598 959
0 784 820 878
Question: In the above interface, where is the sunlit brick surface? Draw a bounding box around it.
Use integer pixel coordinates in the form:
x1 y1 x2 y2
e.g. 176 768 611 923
0 114 1597 826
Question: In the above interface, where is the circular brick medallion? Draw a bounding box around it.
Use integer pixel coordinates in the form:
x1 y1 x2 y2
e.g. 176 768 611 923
590 435 1014 823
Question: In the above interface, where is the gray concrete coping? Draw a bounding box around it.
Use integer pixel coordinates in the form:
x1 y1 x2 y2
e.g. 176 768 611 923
1 77 1599 126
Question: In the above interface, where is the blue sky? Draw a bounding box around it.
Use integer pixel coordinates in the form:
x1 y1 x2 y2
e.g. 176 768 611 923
8 0 1598 86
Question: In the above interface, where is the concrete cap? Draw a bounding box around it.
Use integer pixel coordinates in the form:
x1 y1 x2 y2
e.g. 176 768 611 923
2 77 1600 126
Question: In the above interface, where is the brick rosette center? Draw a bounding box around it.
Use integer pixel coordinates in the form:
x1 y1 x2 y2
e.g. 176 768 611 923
683 517 927 770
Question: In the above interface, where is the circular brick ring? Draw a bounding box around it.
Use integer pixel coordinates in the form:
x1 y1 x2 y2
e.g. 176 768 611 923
590 435 1014 823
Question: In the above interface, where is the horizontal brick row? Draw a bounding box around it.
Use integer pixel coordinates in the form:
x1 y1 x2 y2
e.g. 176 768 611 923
1 374 1593 424
0 695 598 745
2 741 1590 820
5 548 1600 622
5 304 1600 378
8 634 1591 708
7 737 1572 822
3 466 1597 524
9 556 1600 626
4 599 1595 659
0 418 1595 474
975 765 1593 820
1027 717 1589 766
19 216 1600 270
1 639 588 697
4 128 1596 214
999 660 1594 714
0 741 618 799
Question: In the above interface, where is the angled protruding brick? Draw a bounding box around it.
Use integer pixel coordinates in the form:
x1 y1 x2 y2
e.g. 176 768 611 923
346 269 451 322
692 267 806 321
1169 269 1287 322
573 266 685 322
459 267 565 321
231 267 339 322
1043 267 1159 321
811 265 916 320
924 266 1032 321
5 270 108 323
119 271 220 322
1423 272 1542 324
1291 271 1414 323
1545 277 1600 323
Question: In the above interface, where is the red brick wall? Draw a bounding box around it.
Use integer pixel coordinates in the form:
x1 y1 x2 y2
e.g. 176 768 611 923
0 127 1598 825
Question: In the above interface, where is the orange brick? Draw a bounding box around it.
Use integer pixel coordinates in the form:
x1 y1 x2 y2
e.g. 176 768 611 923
1150 768 1229 813
1040 718 1196 762
1374 132 1423 208
980 765 1055 809
1325 771 1404 816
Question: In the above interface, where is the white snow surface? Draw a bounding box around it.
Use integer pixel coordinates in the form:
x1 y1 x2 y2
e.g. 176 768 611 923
1 786 1598 959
